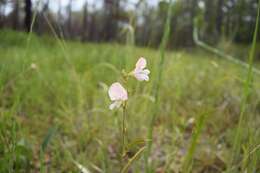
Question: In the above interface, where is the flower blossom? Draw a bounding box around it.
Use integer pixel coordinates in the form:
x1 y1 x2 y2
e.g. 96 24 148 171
108 82 128 110
131 57 150 81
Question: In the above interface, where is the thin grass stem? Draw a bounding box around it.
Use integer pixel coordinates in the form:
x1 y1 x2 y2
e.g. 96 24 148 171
145 1 173 172
121 103 127 171
228 1 260 172
182 112 207 172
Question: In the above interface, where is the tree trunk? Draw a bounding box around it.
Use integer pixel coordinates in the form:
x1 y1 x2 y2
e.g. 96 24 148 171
103 0 119 41
204 0 216 43
12 0 19 30
37 0 49 34
67 0 72 38
188 0 197 46
24 0 32 32
0 0 6 28
58 0 62 22
81 1 88 41
216 0 224 35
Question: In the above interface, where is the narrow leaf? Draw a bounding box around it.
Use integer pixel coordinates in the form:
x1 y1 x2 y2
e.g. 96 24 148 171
74 161 91 173
121 146 146 173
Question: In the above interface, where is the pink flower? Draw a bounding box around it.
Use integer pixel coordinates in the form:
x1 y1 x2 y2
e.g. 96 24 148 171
131 57 150 81
108 82 128 110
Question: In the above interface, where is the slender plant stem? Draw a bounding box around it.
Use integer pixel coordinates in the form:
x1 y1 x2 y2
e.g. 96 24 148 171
193 18 260 76
122 104 127 156
182 112 207 172
145 1 172 172
228 1 260 172
121 146 146 173
120 103 127 172
228 143 260 172
243 2 260 172
40 149 45 173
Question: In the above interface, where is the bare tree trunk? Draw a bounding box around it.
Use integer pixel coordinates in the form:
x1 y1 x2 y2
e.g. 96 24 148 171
216 0 224 35
188 0 197 46
67 0 72 38
24 0 32 32
81 1 88 41
37 0 49 34
0 0 6 28
204 0 216 43
58 0 62 22
103 0 119 41
57 0 64 38
12 0 19 30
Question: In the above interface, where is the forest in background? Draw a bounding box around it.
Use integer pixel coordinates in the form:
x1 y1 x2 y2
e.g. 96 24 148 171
0 0 259 49
1 0 260 172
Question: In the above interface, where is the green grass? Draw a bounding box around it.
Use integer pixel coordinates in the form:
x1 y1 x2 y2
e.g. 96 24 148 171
145 1 173 172
0 29 260 172
228 2 260 173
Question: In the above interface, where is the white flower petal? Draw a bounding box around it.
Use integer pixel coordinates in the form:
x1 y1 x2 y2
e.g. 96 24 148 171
135 57 147 70
134 73 149 81
144 75 149 81
108 82 128 101
143 69 150 75
132 57 150 82
109 101 122 110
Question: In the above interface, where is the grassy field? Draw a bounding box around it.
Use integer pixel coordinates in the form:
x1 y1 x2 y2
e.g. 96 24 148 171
0 30 260 172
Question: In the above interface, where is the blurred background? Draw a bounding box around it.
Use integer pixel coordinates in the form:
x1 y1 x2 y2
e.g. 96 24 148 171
0 0 259 49
0 1 260 172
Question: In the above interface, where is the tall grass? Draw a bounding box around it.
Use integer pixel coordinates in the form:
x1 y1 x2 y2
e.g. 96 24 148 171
144 1 173 172
228 1 260 172
40 126 57 173
1 29 260 172
2 3 40 173
1 3 260 172
181 112 208 172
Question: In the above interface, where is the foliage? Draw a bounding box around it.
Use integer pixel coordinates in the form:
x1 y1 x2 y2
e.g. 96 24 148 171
0 0 260 48
0 29 260 172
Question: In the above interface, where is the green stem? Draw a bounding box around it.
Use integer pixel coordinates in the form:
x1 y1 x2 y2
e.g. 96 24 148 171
122 104 127 155
145 1 173 172
193 18 260 76
121 103 127 171
182 113 207 172
228 1 260 172
40 149 45 173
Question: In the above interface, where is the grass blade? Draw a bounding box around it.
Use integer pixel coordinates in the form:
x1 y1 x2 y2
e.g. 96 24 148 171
182 112 207 173
228 1 260 172
193 18 260 76
41 126 57 152
74 161 91 173
40 126 57 173
121 146 146 173
145 1 173 172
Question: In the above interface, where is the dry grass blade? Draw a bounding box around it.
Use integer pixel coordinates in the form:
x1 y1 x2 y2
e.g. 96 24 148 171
73 161 91 173
121 146 146 173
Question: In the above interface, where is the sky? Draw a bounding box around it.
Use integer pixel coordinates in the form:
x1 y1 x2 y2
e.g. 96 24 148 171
3 0 161 15
43 0 159 12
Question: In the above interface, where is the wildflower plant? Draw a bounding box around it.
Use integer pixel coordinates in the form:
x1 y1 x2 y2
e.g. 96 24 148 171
130 57 150 82
108 82 128 110
108 57 150 172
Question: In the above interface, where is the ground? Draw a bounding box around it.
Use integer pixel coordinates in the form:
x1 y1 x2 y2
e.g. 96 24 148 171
0 30 259 172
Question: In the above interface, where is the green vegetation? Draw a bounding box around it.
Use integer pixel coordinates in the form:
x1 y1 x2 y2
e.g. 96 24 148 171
0 30 260 172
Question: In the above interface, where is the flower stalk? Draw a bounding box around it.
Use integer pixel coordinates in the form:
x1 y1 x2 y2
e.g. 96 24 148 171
108 57 150 171
121 102 127 171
